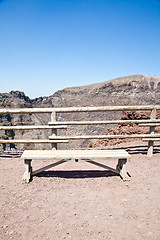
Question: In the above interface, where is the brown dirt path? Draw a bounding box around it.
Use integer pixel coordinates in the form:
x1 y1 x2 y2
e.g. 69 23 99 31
0 141 160 240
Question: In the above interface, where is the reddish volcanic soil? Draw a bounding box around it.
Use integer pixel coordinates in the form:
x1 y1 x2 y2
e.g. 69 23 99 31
0 140 160 240
90 111 160 148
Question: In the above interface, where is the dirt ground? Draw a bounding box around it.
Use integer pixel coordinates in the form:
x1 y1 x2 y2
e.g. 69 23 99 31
0 141 160 240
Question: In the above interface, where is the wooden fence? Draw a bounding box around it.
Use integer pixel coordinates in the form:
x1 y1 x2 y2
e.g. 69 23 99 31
0 105 160 157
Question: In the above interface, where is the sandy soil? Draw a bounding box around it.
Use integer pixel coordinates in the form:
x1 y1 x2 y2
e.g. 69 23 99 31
0 141 160 240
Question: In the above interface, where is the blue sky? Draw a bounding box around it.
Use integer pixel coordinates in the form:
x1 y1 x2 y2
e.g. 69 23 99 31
0 0 160 99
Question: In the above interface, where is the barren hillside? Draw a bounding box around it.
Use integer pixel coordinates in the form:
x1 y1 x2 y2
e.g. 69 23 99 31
0 74 160 150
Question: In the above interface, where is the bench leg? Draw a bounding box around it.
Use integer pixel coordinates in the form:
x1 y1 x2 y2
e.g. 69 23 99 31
116 159 130 181
22 159 32 183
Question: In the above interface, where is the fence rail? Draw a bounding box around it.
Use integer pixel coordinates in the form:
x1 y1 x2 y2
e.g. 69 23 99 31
0 105 160 114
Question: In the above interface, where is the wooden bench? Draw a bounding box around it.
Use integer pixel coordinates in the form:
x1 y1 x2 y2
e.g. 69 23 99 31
20 106 160 183
21 149 131 183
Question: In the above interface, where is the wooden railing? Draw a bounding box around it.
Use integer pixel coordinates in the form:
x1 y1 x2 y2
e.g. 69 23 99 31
0 105 160 114
0 105 160 156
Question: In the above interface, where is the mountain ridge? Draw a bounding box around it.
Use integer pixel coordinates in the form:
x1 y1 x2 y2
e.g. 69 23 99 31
59 74 160 92
0 74 160 107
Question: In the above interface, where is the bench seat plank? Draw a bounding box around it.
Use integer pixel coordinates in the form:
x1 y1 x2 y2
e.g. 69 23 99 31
21 149 131 160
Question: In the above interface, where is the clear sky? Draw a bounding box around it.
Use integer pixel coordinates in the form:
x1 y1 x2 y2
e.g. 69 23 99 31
0 0 160 99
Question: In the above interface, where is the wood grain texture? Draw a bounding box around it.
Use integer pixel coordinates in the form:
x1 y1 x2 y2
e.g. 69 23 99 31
21 149 131 160
49 134 160 140
49 119 160 125
0 105 160 114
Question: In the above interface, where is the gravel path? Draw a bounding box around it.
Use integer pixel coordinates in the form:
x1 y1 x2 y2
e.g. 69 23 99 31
0 141 160 240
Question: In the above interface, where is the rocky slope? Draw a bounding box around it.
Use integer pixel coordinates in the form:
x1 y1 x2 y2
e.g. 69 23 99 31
32 74 160 107
0 74 160 150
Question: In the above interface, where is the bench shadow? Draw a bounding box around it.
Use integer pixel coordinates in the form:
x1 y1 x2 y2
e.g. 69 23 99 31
35 170 118 179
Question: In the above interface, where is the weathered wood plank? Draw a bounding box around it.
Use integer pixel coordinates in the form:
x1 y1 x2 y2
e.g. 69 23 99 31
116 159 130 181
32 159 67 175
138 123 160 126
142 138 160 141
21 149 131 160
0 139 69 143
49 119 160 125
49 133 160 140
0 105 160 114
52 105 160 112
0 125 67 130
0 108 55 114
22 159 32 183
86 159 119 174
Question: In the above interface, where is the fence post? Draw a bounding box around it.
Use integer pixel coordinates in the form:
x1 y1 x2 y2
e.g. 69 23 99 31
51 111 57 150
147 108 156 157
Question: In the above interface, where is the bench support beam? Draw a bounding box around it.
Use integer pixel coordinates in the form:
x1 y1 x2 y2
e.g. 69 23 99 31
22 159 67 183
32 160 67 176
86 160 119 174
86 158 130 181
